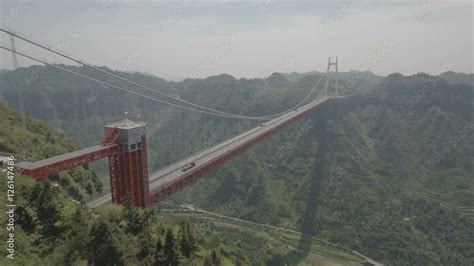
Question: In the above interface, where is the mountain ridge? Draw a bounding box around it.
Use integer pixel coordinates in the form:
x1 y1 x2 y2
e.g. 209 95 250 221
0 65 473 265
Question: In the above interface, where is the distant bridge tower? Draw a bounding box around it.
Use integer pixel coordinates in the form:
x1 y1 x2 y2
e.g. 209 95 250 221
10 34 27 130
105 112 150 208
9 35 18 69
324 57 339 96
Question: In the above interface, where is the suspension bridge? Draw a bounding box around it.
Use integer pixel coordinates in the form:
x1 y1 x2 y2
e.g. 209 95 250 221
2 28 341 208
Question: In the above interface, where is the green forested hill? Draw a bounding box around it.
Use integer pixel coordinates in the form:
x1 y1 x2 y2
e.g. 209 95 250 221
0 101 75 158
0 86 362 265
0 87 363 265
0 102 102 200
173 98 473 265
1 66 473 265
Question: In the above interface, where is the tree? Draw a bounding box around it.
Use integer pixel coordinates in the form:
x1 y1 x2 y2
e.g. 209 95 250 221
211 250 221 265
186 222 197 254
27 182 62 237
137 232 151 260
122 193 143 234
179 222 197 258
179 224 191 258
203 250 221 266
15 205 35 233
87 218 122 266
164 228 180 266
154 238 165 265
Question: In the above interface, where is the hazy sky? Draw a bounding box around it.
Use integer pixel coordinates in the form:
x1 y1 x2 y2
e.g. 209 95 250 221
0 0 472 80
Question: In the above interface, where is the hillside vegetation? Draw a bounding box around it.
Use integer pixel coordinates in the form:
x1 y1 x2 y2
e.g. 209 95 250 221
0 103 102 201
1 66 473 265
0 102 359 265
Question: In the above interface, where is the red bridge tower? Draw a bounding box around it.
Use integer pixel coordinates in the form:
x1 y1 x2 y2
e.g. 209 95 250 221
17 112 151 208
104 113 150 208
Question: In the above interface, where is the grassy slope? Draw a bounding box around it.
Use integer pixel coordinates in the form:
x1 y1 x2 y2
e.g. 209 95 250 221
0 102 75 158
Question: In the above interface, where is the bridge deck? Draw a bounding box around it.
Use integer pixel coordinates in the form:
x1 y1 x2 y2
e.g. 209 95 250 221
17 145 110 170
87 97 330 208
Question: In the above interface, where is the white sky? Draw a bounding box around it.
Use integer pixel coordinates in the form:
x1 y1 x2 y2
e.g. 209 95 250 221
0 0 472 80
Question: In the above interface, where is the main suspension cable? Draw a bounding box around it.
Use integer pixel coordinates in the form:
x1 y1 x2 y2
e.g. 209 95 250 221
0 44 272 120
1 27 328 120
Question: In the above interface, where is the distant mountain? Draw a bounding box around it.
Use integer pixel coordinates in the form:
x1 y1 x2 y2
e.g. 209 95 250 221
279 70 384 95
267 72 291 84
278 71 321 83
279 70 381 81
439 71 474 87
204 73 236 83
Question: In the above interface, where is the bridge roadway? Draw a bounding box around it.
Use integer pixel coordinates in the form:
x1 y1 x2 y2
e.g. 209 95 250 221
87 97 331 208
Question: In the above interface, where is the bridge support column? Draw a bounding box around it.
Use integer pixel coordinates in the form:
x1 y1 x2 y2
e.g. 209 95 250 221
106 114 150 208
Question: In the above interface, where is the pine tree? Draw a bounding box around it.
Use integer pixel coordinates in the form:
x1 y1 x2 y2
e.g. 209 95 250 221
138 232 151 260
15 204 35 233
211 250 221 266
186 222 197 254
154 238 165 265
122 193 143 234
179 222 197 257
203 250 221 266
27 182 62 237
203 256 212 266
164 228 180 266
88 218 122 265
179 224 191 257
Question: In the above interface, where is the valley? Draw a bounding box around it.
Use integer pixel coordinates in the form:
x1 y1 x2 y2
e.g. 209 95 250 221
0 66 473 265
